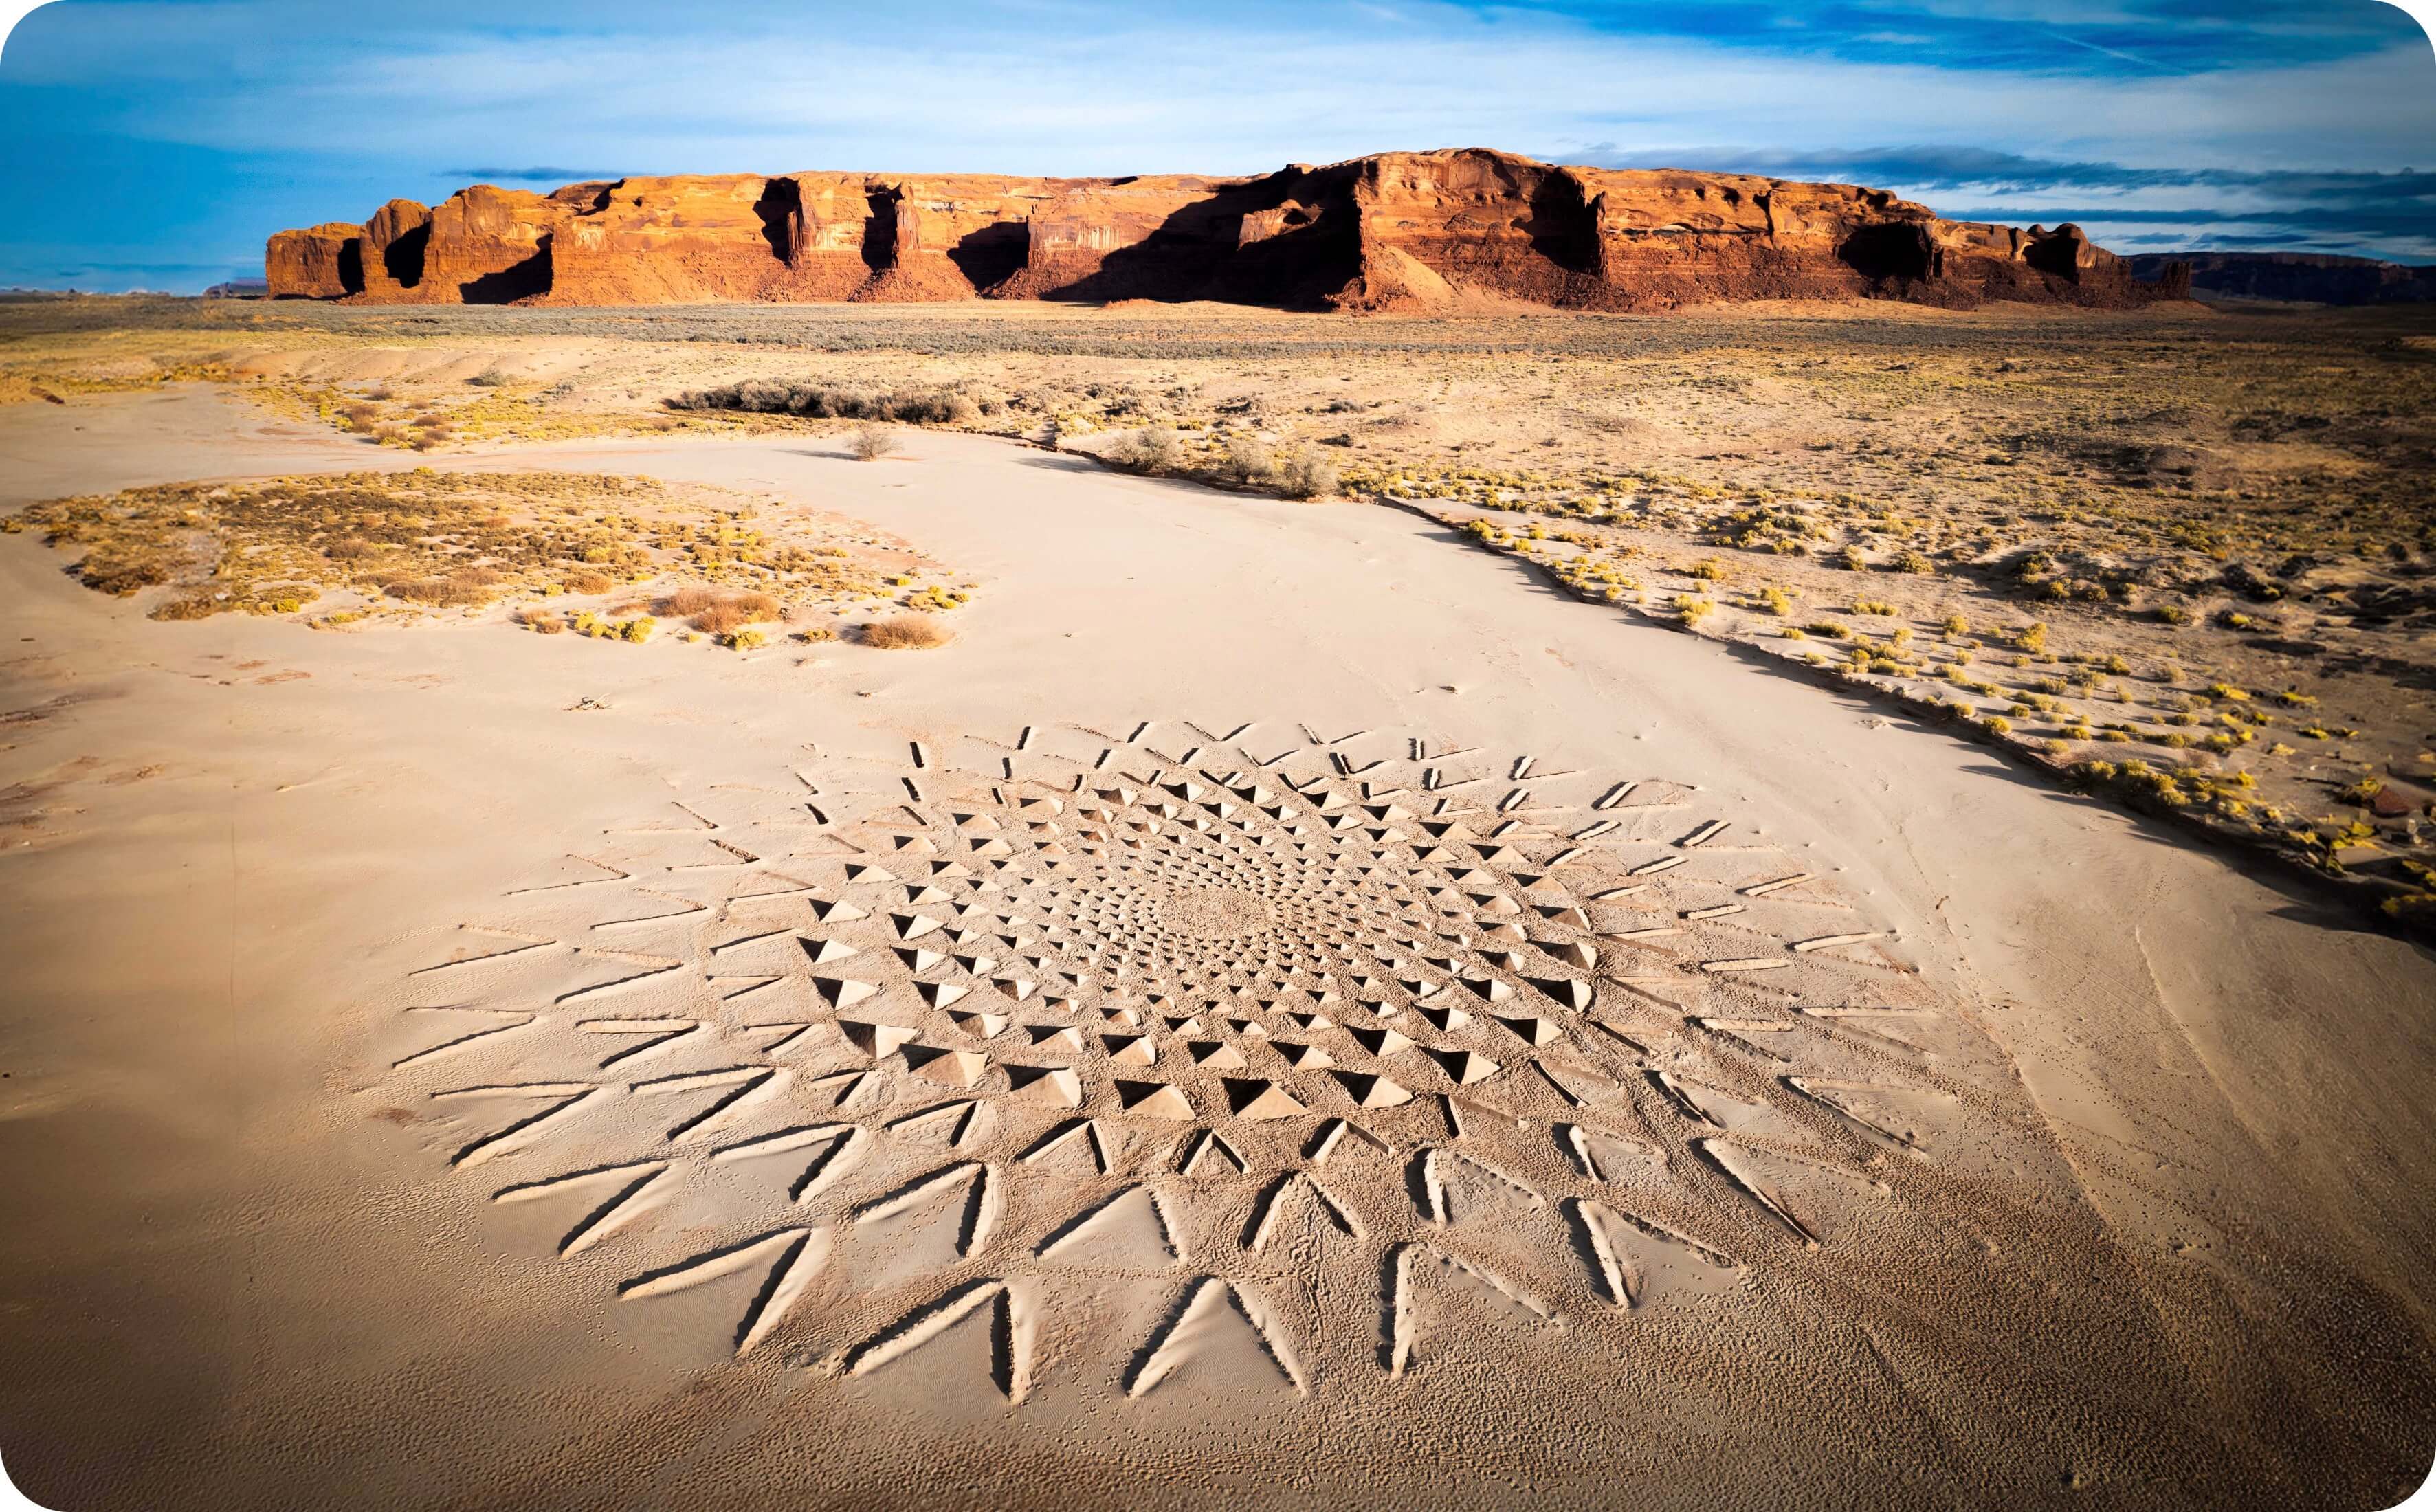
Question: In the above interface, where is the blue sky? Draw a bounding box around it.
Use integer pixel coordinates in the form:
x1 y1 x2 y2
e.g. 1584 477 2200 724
1 0 2431 291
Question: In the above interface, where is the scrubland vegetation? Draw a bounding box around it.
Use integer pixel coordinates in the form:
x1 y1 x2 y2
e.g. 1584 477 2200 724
3 295 2429 928
6 468 975 641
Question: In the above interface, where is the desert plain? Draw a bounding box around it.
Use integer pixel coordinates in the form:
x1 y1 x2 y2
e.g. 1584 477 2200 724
0 289 2432 1510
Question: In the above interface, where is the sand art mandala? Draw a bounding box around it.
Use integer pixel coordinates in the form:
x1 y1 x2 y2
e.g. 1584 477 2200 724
386 720 2022 1402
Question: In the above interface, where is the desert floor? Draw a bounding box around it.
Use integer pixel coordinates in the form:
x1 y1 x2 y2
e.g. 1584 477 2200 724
1 372 2432 1510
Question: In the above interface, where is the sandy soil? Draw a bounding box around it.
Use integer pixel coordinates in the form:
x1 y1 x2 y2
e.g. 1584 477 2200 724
1 384 2431 1510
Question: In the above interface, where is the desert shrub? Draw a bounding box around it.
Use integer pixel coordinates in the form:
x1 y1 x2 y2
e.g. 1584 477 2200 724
2013 621 2049 654
1804 621 1851 639
883 388 976 425
76 551 175 594
387 570 500 608
563 570 615 596
691 592 779 636
721 627 768 650
1852 599 1896 615
1220 436 1272 485
859 613 952 650
467 365 512 388
819 386 884 418
1274 447 1338 500
245 586 314 614
1672 594 1712 625
1687 559 1723 581
149 592 221 621
1891 550 1934 574
665 381 978 423
520 608 566 634
1754 586 1793 615
619 616 656 643
1107 428 1182 475
849 425 901 461
1941 614 1970 637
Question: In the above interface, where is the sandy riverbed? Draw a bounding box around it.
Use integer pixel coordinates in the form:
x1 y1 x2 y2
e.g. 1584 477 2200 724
1 386 2429 1510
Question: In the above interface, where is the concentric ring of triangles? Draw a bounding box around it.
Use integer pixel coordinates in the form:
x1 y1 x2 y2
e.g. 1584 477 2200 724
388 718 2011 1404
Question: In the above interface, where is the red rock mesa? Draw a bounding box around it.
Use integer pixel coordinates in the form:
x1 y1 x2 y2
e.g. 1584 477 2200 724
267 147 2167 311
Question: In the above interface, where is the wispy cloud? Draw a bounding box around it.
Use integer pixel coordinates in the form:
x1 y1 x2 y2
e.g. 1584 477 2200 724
446 166 628 182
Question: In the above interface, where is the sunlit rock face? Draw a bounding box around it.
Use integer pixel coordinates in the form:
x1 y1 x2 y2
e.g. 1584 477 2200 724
266 147 2163 312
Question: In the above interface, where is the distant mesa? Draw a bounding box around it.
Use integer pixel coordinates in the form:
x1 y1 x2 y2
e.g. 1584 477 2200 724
2128 251 2436 307
265 147 2173 313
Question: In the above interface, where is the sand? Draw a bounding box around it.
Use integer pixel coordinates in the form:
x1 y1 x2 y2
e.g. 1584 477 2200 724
1 385 2431 1510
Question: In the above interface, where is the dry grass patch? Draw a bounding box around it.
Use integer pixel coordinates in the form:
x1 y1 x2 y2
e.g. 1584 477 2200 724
9 469 934 626
685 590 782 636
858 613 952 650
387 567 500 607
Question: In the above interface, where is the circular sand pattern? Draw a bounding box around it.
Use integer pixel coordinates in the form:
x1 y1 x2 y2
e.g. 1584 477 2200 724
388 720 2009 1401
1151 885 1272 942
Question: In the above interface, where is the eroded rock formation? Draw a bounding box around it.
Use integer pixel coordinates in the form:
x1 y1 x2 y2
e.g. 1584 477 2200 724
2127 252 2436 306
266 148 2167 311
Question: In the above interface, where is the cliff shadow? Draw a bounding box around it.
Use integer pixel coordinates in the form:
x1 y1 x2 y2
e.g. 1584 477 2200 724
950 221 1030 293
1037 172 1361 309
861 189 900 272
754 178 802 265
383 223 430 290
1525 173 1600 275
461 239 553 302
1837 223 1936 284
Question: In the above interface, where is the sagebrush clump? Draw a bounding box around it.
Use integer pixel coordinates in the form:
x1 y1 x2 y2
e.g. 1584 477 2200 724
1274 447 1338 500
1106 428 1182 475
859 613 952 650
666 381 993 424
849 425 902 461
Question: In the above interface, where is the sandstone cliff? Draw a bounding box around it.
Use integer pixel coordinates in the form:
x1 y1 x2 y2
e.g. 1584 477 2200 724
266 147 2167 312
